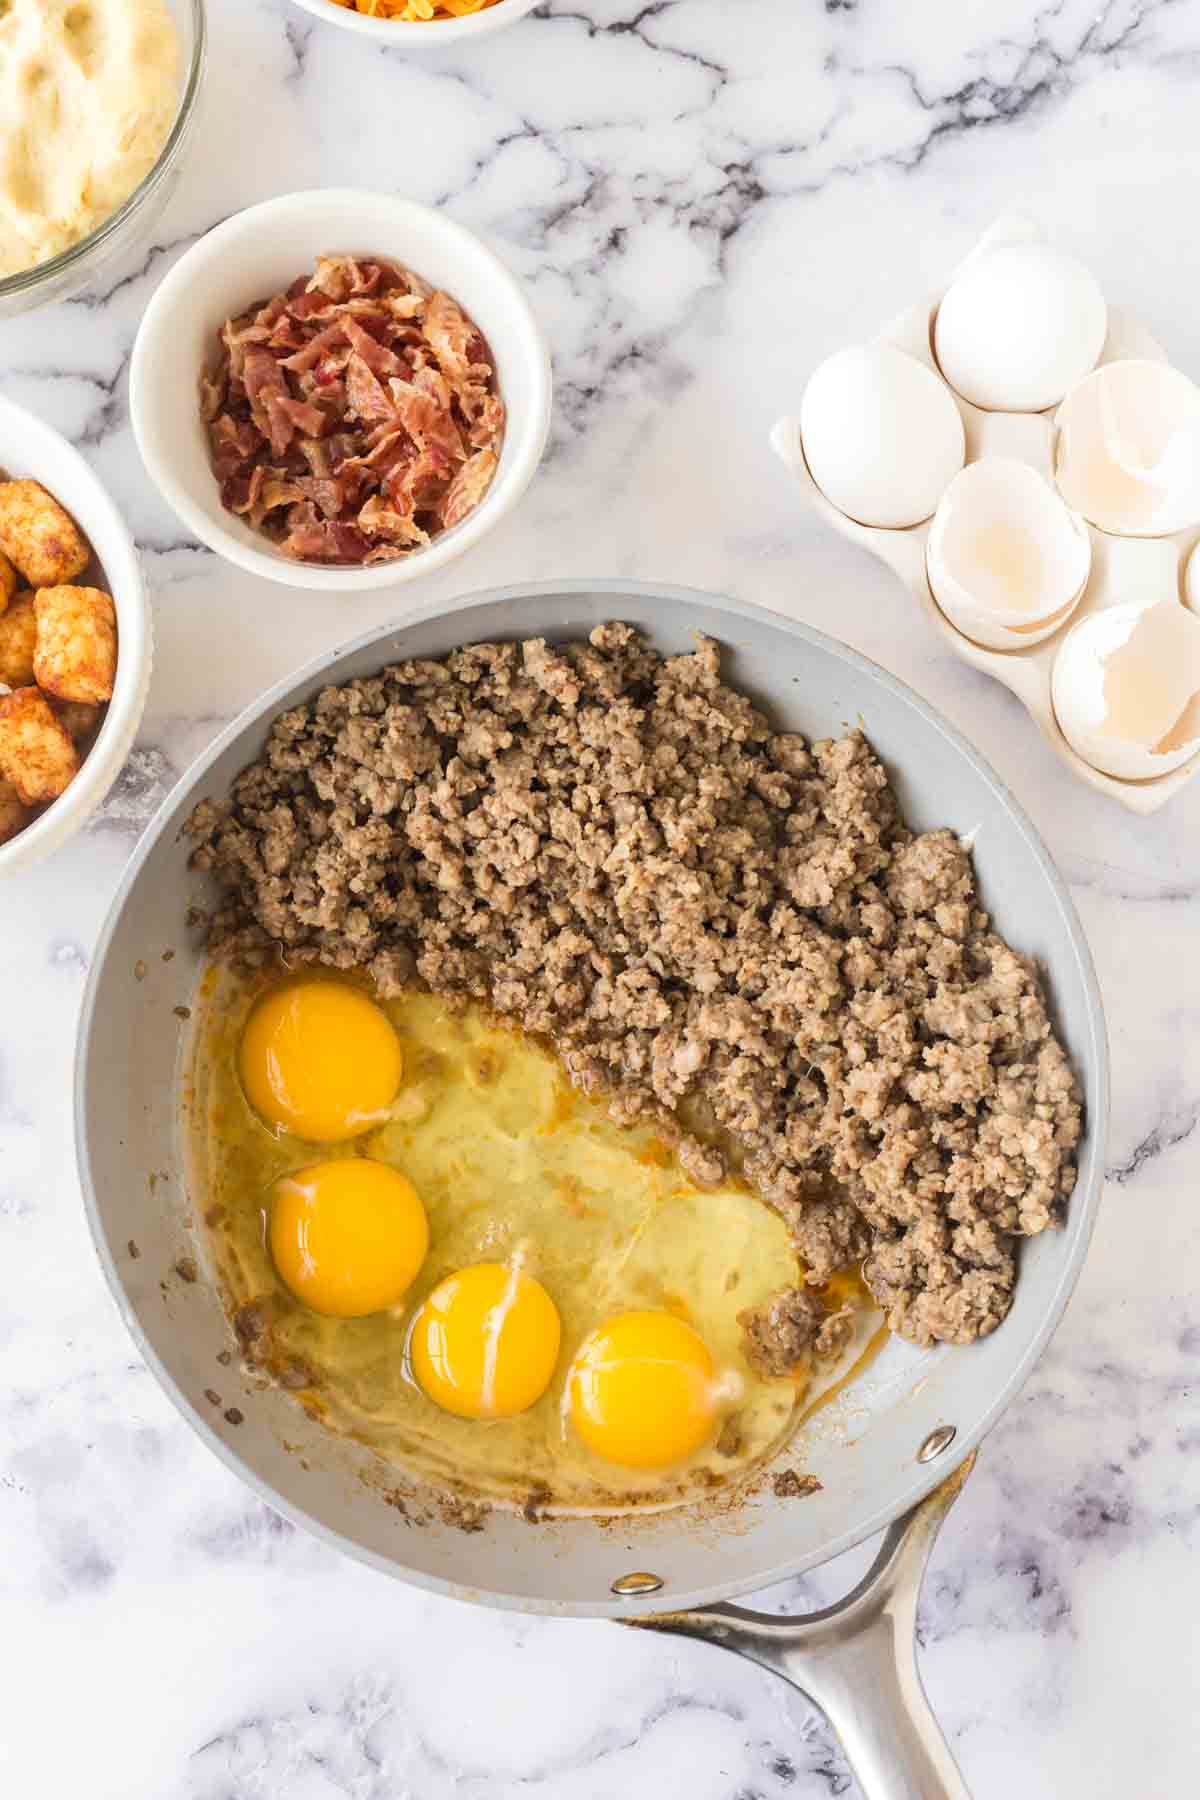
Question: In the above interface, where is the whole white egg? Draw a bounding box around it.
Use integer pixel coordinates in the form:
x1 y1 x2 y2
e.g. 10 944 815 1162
935 244 1108 413
799 344 965 529
1051 598 1200 780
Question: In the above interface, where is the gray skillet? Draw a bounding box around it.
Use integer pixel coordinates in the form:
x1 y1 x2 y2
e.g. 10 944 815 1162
76 581 1108 1800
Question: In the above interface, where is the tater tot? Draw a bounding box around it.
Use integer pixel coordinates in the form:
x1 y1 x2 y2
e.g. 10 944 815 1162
0 776 30 844
0 549 18 613
51 698 102 744
0 591 37 686
34 585 117 703
0 480 91 587
0 686 80 805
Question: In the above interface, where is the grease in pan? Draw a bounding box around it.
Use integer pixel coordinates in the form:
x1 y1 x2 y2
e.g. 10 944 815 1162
188 974 858 1509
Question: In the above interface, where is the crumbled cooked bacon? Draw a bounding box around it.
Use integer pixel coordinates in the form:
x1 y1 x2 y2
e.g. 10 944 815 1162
202 255 505 566
444 450 499 528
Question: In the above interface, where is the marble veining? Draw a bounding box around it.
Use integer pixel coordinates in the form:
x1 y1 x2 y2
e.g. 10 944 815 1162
2 1 1200 1795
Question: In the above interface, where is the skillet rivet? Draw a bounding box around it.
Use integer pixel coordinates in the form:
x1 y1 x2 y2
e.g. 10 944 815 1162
917 1425 957 1463
611 1571 665 1596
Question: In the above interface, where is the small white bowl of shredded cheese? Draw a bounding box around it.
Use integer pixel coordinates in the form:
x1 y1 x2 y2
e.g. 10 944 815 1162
286 0 541 46
0 0 206 315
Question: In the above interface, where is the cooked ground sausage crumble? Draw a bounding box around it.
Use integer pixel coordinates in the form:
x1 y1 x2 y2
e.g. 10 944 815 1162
186 625 1082 1350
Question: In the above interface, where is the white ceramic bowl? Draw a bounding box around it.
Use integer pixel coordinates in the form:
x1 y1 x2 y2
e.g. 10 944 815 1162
130 189 553 592
286 0 540 48
0 397 150 874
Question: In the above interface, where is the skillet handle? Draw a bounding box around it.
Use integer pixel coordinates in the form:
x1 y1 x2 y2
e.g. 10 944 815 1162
630 1454 975 1800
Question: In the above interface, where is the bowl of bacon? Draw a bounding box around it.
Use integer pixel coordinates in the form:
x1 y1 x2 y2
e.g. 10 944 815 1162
129 189 552 592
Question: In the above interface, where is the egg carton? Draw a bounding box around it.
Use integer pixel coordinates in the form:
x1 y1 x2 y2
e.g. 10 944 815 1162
772 214 1200 815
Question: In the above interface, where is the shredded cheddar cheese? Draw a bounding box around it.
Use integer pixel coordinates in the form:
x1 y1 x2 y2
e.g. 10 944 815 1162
329 0 500 20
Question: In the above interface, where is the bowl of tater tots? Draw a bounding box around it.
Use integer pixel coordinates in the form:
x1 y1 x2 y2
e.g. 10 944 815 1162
0 396 149 872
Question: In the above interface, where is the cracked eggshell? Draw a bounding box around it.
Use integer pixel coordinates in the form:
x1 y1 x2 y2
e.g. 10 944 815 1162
926 458 1091 651
798 344 965 529
1051 598 1200 780
1183 539 1200 616
1054 360 1200 537
934 243 1107 413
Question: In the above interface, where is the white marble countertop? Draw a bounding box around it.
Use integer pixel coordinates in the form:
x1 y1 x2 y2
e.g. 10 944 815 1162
3 0 1199 1793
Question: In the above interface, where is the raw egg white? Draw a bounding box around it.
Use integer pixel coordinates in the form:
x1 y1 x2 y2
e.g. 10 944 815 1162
799 343 965 528
926 457 1091 650
239 977 403 1142
1051 598 1200 779
270 1158 428 1318
1054 360 1200 537
410 1263 562 1420
934 243 1107 413
191 978 871 1511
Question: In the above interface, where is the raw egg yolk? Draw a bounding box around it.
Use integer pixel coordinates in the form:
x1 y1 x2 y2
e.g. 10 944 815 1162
270 1159 428 1318
240 979 403 1143
569 1310 717 1469
410 1263 561 1420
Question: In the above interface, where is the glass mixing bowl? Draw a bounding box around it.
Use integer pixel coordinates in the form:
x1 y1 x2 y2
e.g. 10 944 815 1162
0 0 207 318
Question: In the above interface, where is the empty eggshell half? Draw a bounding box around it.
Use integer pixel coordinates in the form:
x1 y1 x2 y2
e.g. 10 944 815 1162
926 458 1091 650
934 243 1108 413
1054 360 1200 537
1184 539 1200 615
1051 598 1200 779
799 343 965 529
